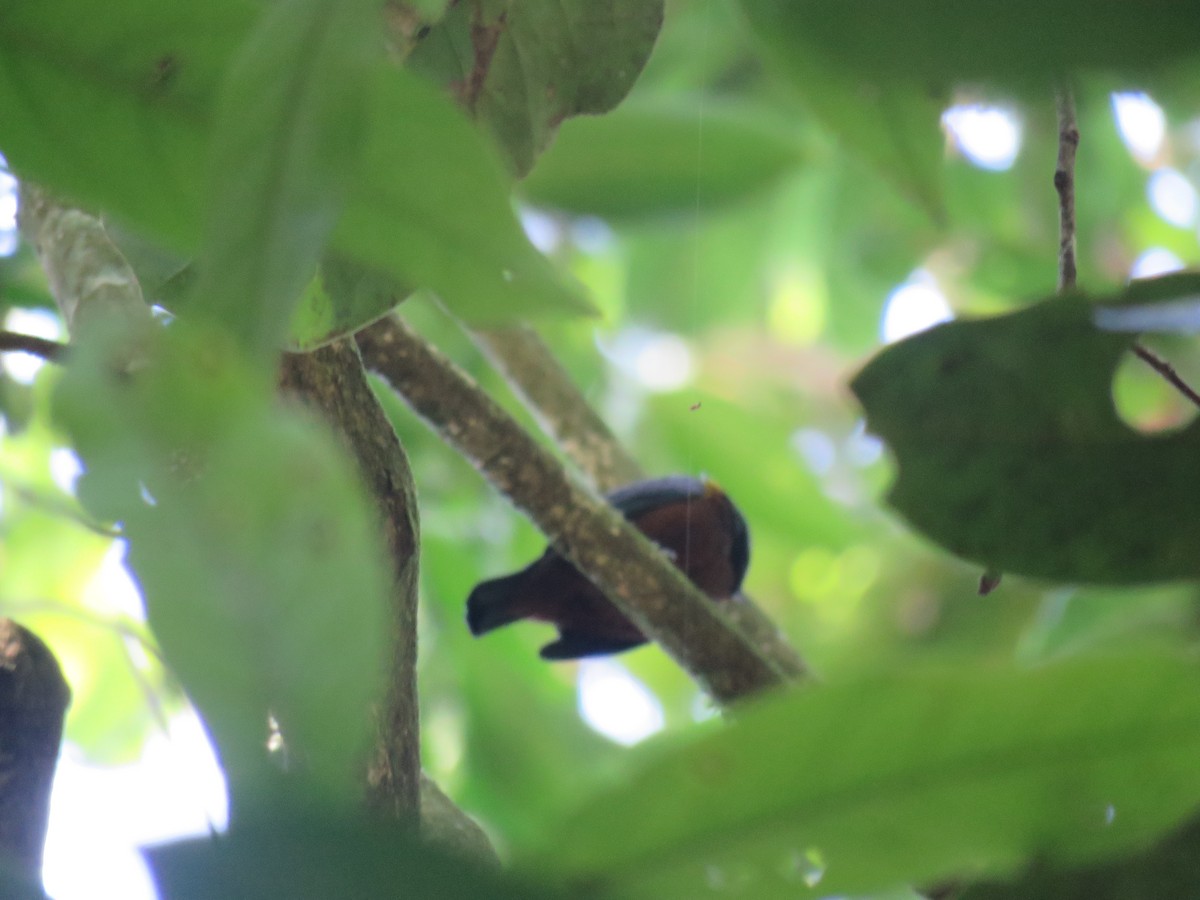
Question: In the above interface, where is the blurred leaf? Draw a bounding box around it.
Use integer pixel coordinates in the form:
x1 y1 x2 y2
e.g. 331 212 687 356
738 0 1200 91
196 0 377 355
55 323 391 809
851 288 1200 582
410 0 664 176
522 100 807 221
962 816 1200 900
0 0 590 328
335 71 594 322
146 815 561 899
739 5 944 218
1018 586 1196 664
519 654 1200 898
289 256 407 350
0 0 245 247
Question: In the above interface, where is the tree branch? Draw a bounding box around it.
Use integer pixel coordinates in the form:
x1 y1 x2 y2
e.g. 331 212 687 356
1054 87 1079 293
0 332 68 363
16 184 151 339
1131 342 1200 411
357 315 787 706
471 323 808 679
471 325 644 492
0 619 70 891
278 339 422 823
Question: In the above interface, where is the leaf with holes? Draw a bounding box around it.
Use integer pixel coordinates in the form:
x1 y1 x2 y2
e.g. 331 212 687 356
851 280 1200 583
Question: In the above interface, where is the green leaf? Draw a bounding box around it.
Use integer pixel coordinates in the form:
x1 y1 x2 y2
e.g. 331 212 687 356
0 1 589 329
850 287 1200 583
739 4 944 218
521 100 808 221
334 71 594 322
0 0 251 249
197 0 377 354
55 323 391 809
518 654 1200 898
146 815 561 900
737 0 1200 92
962 816 1200 899
289 255 407 351
409 0 665 176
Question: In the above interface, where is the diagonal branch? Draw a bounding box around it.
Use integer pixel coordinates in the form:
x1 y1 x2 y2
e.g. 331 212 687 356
471 325 643 492
358 315 787 706
471 323 808 679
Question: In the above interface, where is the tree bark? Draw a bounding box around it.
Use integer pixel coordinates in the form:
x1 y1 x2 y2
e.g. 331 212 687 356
279 340 422 822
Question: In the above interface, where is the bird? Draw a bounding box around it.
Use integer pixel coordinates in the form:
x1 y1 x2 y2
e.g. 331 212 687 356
465 475 750 660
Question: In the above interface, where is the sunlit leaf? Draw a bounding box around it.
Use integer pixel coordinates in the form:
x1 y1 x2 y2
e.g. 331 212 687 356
196 0 377 354
0 0 589 330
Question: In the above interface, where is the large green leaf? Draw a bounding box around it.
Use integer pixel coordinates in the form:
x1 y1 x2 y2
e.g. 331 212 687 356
738 0 1200 91
738 4 944 218
408 0 664 176
335 71 593 323
518 654 1200 898
54 323 391 810
0 0 588 331
197 0 377 354
521 99 808 221
851 279 1200 583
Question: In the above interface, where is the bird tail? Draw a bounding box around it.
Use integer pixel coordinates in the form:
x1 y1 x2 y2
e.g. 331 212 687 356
466 572 528 636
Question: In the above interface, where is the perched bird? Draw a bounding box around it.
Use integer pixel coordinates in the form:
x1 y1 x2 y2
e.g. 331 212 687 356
466 475 750 660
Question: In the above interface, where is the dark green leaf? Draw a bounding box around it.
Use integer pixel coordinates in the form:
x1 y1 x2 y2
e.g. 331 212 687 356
738 0 1200 91
409 0 664 176
146 815 561 900
739 4 944 217
962 816 1200 900
851 286 1200 582
197 0 377 353
519 654 1200 898
522 100 807 221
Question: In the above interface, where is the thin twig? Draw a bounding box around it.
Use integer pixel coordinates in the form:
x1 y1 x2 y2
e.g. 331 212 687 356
0 331 68 363
358 315 787 706
1132 343 1200 410
1055 88 1080 292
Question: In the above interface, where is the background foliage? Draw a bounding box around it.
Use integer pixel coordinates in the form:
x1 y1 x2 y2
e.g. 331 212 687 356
2 0 1200 897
